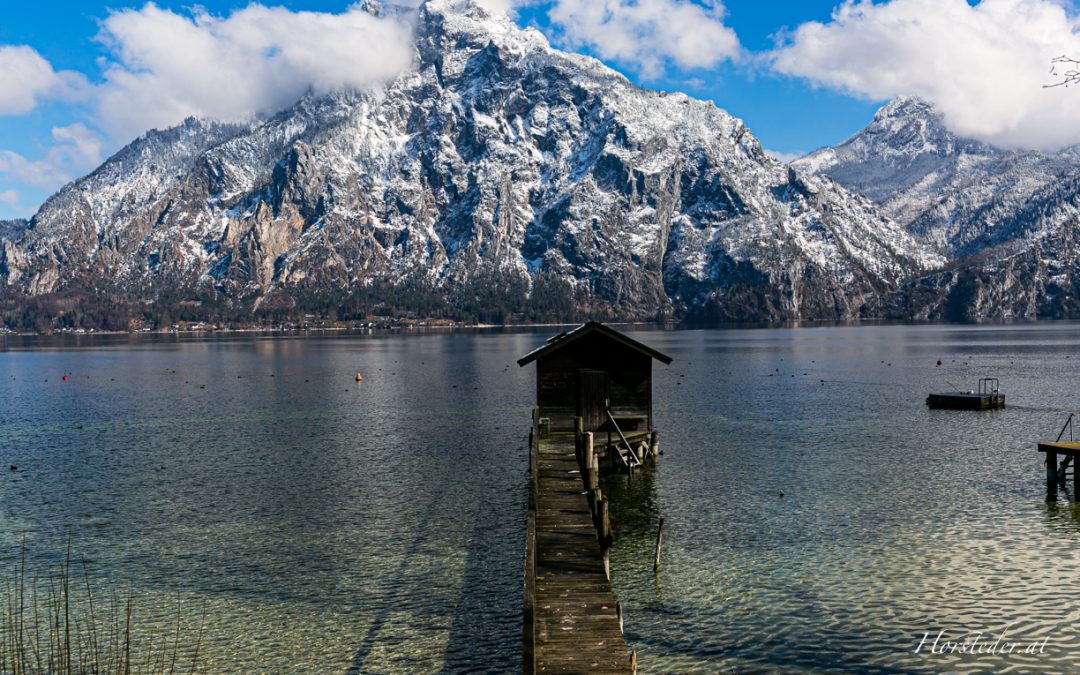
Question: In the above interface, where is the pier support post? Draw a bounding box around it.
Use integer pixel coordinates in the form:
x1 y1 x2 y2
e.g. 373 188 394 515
1047 450 1058 488
575 416 584 469
598 498 612 549
650 430 659 460
583 432 597 492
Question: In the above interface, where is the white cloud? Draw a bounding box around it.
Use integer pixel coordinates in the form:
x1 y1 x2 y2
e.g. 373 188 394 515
770 0 1080 150
0 189 19 209
93 3 417 139
547 0 742 79
0 45 88 115
764 149 805 164
0 124 104 189
471 0 520 14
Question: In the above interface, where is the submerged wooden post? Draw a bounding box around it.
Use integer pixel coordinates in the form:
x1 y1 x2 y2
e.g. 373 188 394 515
616 601 624 634
650 430 659 460
653 517 664 573
1047 449 1058 488
630 650 637 674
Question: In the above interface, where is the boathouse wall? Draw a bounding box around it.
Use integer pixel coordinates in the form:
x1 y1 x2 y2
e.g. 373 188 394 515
535 331 653 432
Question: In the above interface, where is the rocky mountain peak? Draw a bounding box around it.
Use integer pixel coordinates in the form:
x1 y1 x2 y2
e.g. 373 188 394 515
793 96 1001 205
795 95 1080 321
872 95 938 123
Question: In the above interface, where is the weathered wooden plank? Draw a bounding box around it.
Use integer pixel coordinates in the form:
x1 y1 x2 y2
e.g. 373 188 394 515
527 429 630 674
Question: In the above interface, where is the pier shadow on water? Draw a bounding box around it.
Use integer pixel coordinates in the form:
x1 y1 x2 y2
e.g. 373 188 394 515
346 481 449 674
437 471 524 674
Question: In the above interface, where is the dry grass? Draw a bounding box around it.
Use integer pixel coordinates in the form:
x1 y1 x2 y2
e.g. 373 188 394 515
1 541 204 674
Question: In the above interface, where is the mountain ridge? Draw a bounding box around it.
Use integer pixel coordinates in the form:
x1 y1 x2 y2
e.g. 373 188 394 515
2 1 950 329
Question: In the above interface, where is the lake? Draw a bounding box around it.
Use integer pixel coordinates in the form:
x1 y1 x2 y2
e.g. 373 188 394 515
1 324 1079 672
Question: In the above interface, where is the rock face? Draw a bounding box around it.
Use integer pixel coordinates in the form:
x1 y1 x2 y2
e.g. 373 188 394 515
797 97 1080 320
0 0 942 323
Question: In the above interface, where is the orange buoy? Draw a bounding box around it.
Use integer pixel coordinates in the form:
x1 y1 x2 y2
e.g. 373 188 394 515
355 373 363 382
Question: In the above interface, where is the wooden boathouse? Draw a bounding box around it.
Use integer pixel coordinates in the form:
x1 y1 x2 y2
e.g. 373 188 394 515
519 323 671 674
518 321 672 434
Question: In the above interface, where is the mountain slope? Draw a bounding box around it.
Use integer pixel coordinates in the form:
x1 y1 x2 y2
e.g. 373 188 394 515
797 97 1080 320
0 0 942 324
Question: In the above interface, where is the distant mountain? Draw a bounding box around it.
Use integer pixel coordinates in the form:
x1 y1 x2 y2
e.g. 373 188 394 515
796 97 1080 320
0 0 941 328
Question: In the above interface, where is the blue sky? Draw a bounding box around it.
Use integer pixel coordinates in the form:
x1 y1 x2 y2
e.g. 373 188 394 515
0 0 1077 220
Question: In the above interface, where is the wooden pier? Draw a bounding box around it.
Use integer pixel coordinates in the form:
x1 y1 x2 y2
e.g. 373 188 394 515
519 322 672 674
1037 414 1079 498
524 421 630 674
1039 441 1080 493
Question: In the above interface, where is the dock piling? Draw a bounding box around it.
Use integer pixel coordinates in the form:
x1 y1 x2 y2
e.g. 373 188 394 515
1038 441 1080 499
599 498 612 549
583 432 598 493
1047 449 1059 488
654 517 664 574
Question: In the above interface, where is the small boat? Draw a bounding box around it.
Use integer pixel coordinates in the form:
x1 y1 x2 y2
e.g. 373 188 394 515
926 377 1005 410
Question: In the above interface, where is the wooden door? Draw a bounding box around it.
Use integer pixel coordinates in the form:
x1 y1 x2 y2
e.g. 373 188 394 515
578 370 610 432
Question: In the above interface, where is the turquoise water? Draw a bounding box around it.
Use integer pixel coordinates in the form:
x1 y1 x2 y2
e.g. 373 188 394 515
2 324 1080 672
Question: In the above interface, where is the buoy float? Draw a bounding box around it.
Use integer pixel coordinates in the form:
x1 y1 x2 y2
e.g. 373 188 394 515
936 360 943 366
62 375 68 381
355 373 363 382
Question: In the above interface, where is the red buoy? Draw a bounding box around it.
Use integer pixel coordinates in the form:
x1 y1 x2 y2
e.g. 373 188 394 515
62 375 68 381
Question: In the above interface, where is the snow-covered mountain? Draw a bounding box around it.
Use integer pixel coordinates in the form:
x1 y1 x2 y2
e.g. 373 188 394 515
0 0 942 324
797 97 1080 320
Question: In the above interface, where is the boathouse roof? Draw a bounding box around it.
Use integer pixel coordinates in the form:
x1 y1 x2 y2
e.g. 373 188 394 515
516 321 673 367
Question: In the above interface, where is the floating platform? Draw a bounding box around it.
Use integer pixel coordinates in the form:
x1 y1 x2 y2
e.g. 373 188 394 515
927 377 1004 410
926 391 1005 410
